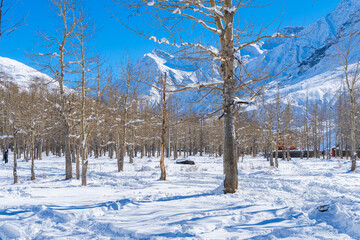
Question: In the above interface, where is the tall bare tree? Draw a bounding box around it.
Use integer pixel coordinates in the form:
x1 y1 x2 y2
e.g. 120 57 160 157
113 0 283 193
338 30 360 171
258 92 275 167
74 7 95 186
159 73 168 180
34 0 78 179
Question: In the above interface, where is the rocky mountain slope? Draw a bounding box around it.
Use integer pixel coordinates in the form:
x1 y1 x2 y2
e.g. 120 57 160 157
137 0 360 112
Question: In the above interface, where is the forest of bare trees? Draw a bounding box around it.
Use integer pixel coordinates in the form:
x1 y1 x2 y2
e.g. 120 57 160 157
0 0 359 194
1 56 359 185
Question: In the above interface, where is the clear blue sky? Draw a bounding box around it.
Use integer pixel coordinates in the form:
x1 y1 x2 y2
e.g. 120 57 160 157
0 0 342 70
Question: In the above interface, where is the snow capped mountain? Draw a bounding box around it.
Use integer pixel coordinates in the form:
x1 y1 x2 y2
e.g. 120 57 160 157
138 0 360 112
255 0 360 78
140 50 200 86
0 56 59 92
243 0 360 106
137 49 221 107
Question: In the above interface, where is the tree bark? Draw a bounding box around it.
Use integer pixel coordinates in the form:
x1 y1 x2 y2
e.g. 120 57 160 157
31 132 35 181
350 94 357 171
160 73 167 181
76 146 80 180
221 2 237 193
81 151 88 186
13 133 18 184
64 122 72 180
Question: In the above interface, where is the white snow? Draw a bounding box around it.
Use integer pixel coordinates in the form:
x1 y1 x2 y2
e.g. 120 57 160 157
172 8 181 14
0 135 13 139
0 56 59 92
0 153 359 239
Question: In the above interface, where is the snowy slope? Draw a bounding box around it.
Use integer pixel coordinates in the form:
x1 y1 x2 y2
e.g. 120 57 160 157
245 0 360 106
0 56 60 92
138 49 222 109
138 0 360 110
245 0 360 78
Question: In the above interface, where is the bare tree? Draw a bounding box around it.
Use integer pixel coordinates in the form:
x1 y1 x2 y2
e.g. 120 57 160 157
112 0 285 193
274 90 281 168
74 7 95 186
117 61 139 171
34 0 78 180
338 30 360 171
258 92 275 167
159 73 167 180
305 90 310 159
283 99 293 161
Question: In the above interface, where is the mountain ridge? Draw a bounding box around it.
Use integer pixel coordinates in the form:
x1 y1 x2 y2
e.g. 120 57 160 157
137 0 360 111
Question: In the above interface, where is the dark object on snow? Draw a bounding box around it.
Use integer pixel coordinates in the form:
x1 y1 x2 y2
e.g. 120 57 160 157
317 205 330 212
176 159 195 165
4 149 8 164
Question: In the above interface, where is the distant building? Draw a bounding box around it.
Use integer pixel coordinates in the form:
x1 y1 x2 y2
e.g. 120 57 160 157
331 144 360 157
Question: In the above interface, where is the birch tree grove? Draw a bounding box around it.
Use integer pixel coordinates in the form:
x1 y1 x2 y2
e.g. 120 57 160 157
113 0 281 194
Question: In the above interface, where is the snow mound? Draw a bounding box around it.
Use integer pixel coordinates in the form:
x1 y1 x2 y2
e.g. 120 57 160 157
0 223 22 239
309 202 360 238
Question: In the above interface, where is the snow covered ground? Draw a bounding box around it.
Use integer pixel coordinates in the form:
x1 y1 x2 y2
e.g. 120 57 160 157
0 152 360 239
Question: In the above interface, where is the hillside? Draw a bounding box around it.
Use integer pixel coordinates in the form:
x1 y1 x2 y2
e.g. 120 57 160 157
0 56 58 92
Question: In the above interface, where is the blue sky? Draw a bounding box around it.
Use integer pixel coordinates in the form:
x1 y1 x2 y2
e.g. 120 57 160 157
0 0 342 69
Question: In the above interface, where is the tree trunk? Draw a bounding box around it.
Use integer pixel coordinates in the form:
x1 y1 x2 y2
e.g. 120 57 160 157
116 129 124 172
221 50 237 191
64 122 72 180
129 146 134 163
174 143 178 160
13 133 18 184
25 143 29 162
81 149 88 186
119 144 125 171
160 73 167 181
71 142 76 163
76 146 80 180
116 143 121 172
270 133 274 167
286 146 290 161
350 95 357 171
31 132 35 181
38 138 42 160
118 117 126 171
